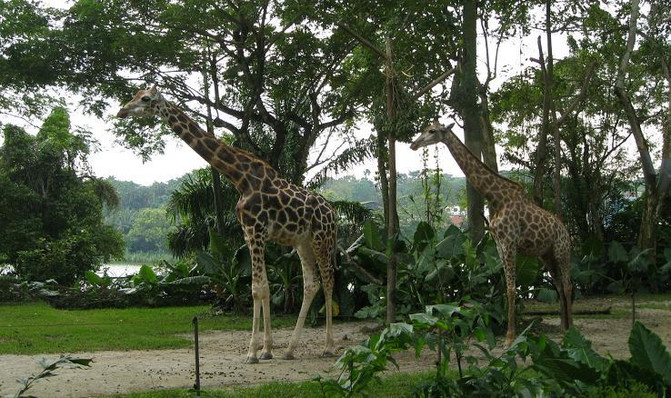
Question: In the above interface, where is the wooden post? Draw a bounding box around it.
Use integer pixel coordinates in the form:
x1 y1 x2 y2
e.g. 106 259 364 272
192 316 201 396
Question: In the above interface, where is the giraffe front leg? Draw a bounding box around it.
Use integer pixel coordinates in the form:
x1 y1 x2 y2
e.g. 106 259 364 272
501 251 517 347
246 296 261 364
259 278 273 360
245 239 272 363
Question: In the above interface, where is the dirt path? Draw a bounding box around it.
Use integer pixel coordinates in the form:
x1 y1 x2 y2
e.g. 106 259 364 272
1 296 670 397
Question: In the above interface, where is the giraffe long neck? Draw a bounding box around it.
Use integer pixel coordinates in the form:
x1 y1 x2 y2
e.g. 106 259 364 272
441 130 524 208
160 102 276 193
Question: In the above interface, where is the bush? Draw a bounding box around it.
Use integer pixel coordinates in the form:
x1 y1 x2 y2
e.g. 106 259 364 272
318 303 669 397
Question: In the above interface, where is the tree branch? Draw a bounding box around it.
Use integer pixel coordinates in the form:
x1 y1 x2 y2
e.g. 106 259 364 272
336 22 387 61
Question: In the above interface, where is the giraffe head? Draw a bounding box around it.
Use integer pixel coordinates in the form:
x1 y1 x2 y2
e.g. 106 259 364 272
410 120 455 151
116 85 165 118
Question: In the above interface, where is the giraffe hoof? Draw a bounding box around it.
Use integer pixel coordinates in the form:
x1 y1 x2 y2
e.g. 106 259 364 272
321 351 335 358
245 356 259 364
281 353 295 360
260 352 273 360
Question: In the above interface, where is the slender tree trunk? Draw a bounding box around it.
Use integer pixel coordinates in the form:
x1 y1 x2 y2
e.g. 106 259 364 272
546 0 563 216
478 95 498 173
462 0 485 243
614 0 661 258
385 37 399 325
203 64 227 236
533 35 551 206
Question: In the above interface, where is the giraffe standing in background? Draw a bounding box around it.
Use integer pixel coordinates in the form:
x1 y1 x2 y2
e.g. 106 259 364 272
117 86 336 363
411 120 572 346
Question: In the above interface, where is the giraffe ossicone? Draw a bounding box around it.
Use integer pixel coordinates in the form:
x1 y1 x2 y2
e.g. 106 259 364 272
411 120 573 346
117 85 337 363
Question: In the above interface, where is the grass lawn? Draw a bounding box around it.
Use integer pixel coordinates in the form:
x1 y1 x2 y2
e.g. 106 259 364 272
112 371 435 398
0 301 297 355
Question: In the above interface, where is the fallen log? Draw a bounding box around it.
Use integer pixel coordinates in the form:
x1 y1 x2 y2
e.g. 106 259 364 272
524 307 611 316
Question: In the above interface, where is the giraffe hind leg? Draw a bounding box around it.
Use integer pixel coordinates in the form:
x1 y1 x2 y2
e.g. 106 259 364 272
315 237 335 357
542 253 573 332
283 243 320 360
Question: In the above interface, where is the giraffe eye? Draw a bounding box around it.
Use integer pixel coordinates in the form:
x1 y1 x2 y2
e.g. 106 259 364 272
141 96 151 102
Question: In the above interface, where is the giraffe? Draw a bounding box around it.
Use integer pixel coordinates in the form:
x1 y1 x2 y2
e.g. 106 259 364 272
117 86 336 363
410 120 573 346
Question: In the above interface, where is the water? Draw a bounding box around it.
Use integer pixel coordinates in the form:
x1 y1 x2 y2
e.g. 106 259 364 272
98 264 142 277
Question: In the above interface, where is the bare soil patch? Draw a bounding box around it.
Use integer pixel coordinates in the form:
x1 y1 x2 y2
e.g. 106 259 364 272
1 296 670 397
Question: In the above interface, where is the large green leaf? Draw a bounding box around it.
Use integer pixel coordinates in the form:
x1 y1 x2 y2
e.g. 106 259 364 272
607 241 628 264
531 335 601 387
412 221 435 253
357 247 389 266
195 250 219 275
562 327 610 373
516 256 540 288
628 321 671 387
363 220 384 251
436 226 466 259
208 227 228 261
136 265 158 284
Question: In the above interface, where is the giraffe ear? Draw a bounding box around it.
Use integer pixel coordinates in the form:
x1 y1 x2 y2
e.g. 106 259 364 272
149 84 158 94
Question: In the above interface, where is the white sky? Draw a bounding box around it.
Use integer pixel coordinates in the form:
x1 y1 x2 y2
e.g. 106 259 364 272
19 1 568 186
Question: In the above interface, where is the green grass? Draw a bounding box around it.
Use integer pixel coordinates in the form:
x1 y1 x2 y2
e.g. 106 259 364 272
0 302 297 355
111 371 434 398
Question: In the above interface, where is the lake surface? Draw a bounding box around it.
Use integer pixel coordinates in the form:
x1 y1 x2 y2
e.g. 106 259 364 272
98 264 142 277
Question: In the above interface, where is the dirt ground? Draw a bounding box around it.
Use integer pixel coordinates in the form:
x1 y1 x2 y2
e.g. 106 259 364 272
1 296 670 397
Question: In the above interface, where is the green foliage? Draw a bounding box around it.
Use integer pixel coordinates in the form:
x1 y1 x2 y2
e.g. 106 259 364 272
11 355 93 398
353 221 507 331
319 305 668 397
166 169 242 258
195 229 252 312
0 119 124 284
126 208 172 253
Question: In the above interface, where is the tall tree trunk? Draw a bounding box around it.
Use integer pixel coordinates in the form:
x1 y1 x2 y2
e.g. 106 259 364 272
614 0 662 258
203 64 226 236
385 37 399 325
478 94 498 173
546 0 563 216
462 0 485 243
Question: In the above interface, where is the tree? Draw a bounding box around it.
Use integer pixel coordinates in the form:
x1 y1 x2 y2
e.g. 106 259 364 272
614 0 671 261
166 169 243 258
125 208 172 253
0 108 124 284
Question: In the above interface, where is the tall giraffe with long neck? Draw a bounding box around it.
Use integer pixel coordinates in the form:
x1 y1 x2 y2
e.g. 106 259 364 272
411 120 573 346
117 86 336 363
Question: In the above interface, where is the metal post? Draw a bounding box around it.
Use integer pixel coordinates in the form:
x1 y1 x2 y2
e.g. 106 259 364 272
193 316 201 396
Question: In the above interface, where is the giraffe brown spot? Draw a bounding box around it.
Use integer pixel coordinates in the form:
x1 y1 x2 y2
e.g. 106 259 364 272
246 176 261 191
266 195 281 210
285 223 298 233
286 209 298 223
279 192 291 206
277 210 288 224
219 150 235 164
191 140 207 154
262 179 278 194
188 123 203 138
